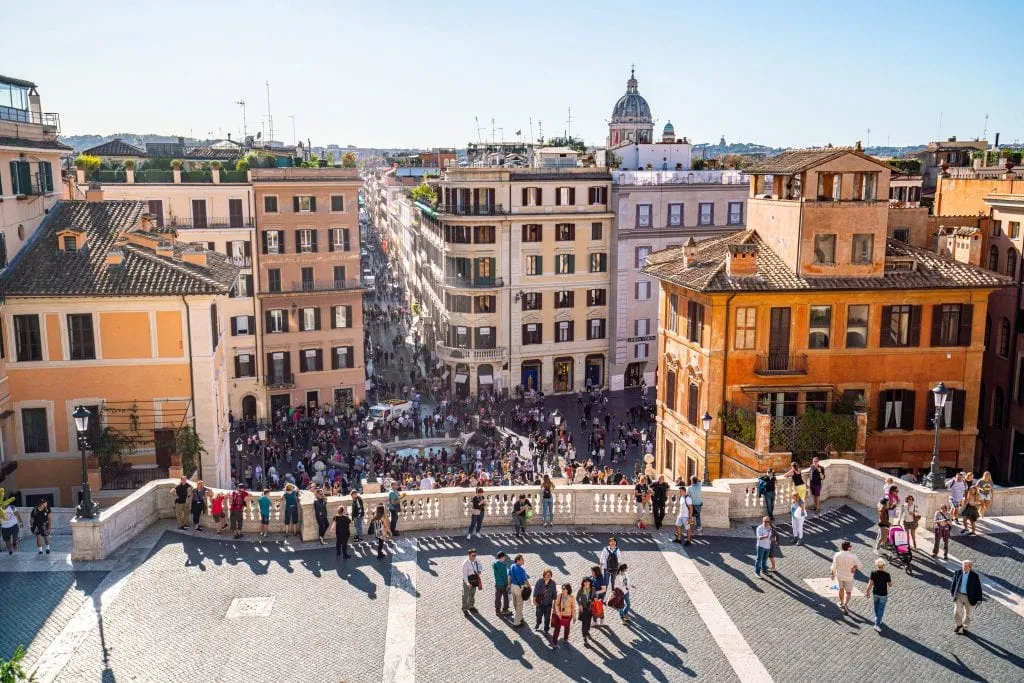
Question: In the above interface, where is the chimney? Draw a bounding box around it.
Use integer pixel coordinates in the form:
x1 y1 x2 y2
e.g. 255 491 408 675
682 237 699 267
85 182 104 203
139 213 154 231
948 136 956 142
156 241 176 259
181 245 208 266
227 132 232 141
726 244 758 276
105 247 124 267
178 136 184 145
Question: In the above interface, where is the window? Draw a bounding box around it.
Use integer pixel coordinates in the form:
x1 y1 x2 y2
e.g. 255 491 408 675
555 254 575 275
330 228 351 252
521 292 541 311
878 389 915 430
331 195 344 212
668 294 679 333
522 187 542 206
22 408 49 453
589 253 607 273
0 233 7 268
635 281 651 300
473 225 495 244
475 327 496 349
210 303 219 351
588 186 607 204
808 306 832 349
817 172 842 200
295 195 315 212
806 391 829 413
13 314 42 362
554 290 575 308
264 230 281 254
331 305 352 329
993 220 1002 237
846 305 869 348
636 204 652 229
880 305 920 347
474 257 494 281
852 234 874 264
9 160 32 195
555 187 575 205
264 196 278 213
587 289 606 306
232 315 254 336
686 301 705 345
453 326 470 348
992 388 1005 428
998 318 1011 358
63 235 76 252
931 304 973 347
927 388 965 430
267 269 281 293
854 172 878 200
664 440 675 475
668 203 683 227
665 370 677 411
687 383 700 425
474 295 495 313
893 227 910 243
333 266 346 287
525 255 542 276
235 353 254 378
555 224 575 241
1017 357 1024 405
698 203 714 226
735 307 756 349
297 307 317 332
634 318 651 336
301 348 323 372
728 202 744 226
635 246 652 269
635 343 650 359
591 222 603 240
522 324 542 345
1010 222 1021 239
1007 249 1018 279
332 346 355 369
62 313 96 360
988 246 1000 272
446 225 471 244
298 229 315 253
588 318 606 340
556 321 574 342
522 224 543 242
813 234 836 264
267 309 287 333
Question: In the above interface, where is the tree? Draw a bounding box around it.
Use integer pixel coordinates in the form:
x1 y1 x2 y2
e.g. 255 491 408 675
73 154 101 173
0 645 34 683
410 183 437 206
341 152 357 168
691 158 706 170
175 425 206 478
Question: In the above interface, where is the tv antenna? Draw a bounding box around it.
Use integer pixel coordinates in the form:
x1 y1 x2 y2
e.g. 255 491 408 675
475 116 484 144
236 100 247 139
265 80 274 142
982 113 989 140
567 107 573 140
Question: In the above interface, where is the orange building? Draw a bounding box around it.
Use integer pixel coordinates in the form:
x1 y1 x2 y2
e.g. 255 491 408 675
251 168 365 418
0 198 238 506
643 148 1011 480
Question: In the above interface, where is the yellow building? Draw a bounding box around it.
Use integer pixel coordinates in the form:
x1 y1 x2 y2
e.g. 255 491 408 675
0 198 239 506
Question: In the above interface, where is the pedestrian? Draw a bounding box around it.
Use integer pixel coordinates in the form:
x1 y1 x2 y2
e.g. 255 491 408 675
651 475 669 530
830 540 861 615
30 499 52 555
551 583 577 648
687 476 703 531
257 489 272 538
961 484 981 536
864 558 892 632
462 548 483 614
508 554 530 628
590 565 607 626
600 537 624 590
898 494 920 549
210 490 227 535
785 461 806 502
951 559 983 634
947 472 967 525
576 577 595 647
467 487 485 539
633 475 651 528
332 505 351 558
673 482 694 546
932 503 952 560
190 480 209 531
533 568 557 635
283 483 300 537
350 490 366 542
387 482 402 536
976 471 994 518
874 496 892 553
229 483 248 540
540 475 555 527
172 476 192 530
370 504 392 560
314 488 329 544
2 500 23 555
616 564 632 623
753 516 772 577
790 493 807 545
808 457 826 512
512 494 532 537
492 551 511 616
757 468 777 519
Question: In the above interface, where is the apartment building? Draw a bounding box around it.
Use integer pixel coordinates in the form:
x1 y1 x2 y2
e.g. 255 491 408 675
643 148 1009 481
609 169 749 389
0 198 239 505
252 168 365 418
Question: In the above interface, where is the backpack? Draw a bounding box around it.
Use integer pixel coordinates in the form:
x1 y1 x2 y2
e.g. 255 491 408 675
756 477 767 496
606 547 619 572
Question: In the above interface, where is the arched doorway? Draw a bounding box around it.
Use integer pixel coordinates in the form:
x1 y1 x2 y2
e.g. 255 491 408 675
585 355 604 389
454 363 470 399
553 357 574 393
520 360 541 393
241 395 257 422
477 364 494 397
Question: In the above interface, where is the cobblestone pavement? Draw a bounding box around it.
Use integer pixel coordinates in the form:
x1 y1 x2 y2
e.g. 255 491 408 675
690 506 1024 682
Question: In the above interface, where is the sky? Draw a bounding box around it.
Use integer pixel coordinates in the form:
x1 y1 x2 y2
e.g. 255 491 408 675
3 0 1023 150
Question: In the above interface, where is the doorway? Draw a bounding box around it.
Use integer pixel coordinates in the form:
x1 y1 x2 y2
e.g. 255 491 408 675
241 395 257 422
521 360 541 392
306 390 319 412
585 355 604 388
270 393 291 422
553 357 574 393
625 362 646 388
334 388 354 413
153 429 175 469
229 198 244 227
1012 431 1024 485
768 307 791 370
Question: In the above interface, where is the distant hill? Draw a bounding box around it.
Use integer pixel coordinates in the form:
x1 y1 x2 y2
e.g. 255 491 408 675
61 133 216 153
691 141 925 160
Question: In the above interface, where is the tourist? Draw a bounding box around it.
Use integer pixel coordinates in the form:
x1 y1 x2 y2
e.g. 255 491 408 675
864 558 892 632
830 540 861 615
190 480 209 531
282 483 300 537
229 484 248 540
350 490 366 542
314 488 329 544
947 472 967 525
616 564 632 624
210 490 227 534
533 568 557 634
30 499 52 555
258 489 272 538
600 537 624 591
576 577 595 647
874 496 893 554
951 559 983 634
370 504 391 560
331 505 351 558
977 471 994 517
687 476 703 531
387 482 402 536
590 565 607 626
651 475 669 530
467 487 485 539
420 471 436 490
2 500 22 555
899 495 920 549
961 484 981 536
808 457 826 512
768 518 781 572
757 468 777 519
173 476 192 530
461 548 483 614
673 482 694 546
492 551 511 616
508 554 530 627
512 494 532 538
785 461 806 502
754 516 772 578
634 475 651 527
551 582 577 648
932 503 952 560
790 493 807 545
540 475 555 527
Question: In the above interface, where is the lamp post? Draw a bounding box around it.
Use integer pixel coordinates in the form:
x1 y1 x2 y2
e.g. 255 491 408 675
551 410 563 479
701 412 713 486
257 426 268 488
923 382 949 490
234 438 243 485
73 405 99 519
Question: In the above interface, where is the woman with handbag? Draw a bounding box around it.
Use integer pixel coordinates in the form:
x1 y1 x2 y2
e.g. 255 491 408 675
899 495 921 549
589 566 607 626
370 504 391 560
576 578 596 647
550 583 577 649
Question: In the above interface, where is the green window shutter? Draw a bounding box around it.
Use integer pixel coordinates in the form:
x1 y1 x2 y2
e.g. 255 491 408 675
9 161 19 194
42 162 53 192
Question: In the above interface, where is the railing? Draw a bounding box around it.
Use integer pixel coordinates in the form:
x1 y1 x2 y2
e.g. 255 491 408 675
754 353 807 375
612 170 748 186
134 169 175 183
264 372 295 388
230 256 252 267
437 204 506 216
166 216 254 229
444 276 504 289
435 343 507 361
219 170 249 183
0 106 60 130
91 170 127 183
268 278 363 294
101 466 169 491
180 170 213 183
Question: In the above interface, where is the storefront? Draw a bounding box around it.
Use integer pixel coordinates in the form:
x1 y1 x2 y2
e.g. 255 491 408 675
585 354 604 389
521 360 541 393
553 357 574 393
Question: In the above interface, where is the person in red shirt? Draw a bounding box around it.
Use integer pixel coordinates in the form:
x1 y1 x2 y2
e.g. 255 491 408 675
229 484 249 539
210 492 227 535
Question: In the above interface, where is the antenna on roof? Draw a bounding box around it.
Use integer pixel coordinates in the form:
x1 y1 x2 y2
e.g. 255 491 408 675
265 81 274 143
982 113 989 141
567 107 573 140
529 117 534 146
475 116 483 145
236 100 247 139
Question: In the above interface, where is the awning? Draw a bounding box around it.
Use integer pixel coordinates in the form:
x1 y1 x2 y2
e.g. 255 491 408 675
455 373 469 384
479 374 494 385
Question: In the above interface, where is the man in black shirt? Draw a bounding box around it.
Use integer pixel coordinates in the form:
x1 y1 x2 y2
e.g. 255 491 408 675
651 475 670 529
173 477 192 530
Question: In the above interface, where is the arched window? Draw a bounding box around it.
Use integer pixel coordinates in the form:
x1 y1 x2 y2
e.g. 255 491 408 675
992 387 1005 428
988 245 1000 272
998 318 1011 358
1007 248 1018 280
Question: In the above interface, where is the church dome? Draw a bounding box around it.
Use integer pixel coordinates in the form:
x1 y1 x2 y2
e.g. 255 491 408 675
611 68 652 122
663 121 674 135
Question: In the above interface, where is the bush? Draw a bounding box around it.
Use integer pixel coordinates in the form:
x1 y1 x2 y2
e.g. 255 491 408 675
721 407 755 447
74 154 102 173
235 158 250 172
0 644 33 683
171 159 183 169
123 159 136 170
888 158 921 174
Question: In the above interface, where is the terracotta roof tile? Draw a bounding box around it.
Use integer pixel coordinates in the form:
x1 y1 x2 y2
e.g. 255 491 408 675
80 138 147 157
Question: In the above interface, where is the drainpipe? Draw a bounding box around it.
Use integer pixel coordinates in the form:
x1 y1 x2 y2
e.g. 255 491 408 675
181 295 200 478
719 293 737 480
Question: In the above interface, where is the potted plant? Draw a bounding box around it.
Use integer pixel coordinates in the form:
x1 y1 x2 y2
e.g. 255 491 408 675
210 161 221 170
123 159 136 170
171 159 183 170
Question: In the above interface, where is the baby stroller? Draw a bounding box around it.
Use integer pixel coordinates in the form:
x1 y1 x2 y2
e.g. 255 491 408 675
885 525 913 574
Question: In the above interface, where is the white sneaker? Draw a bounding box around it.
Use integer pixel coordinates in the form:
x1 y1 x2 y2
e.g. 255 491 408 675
38 549 43 554
467 534 472 539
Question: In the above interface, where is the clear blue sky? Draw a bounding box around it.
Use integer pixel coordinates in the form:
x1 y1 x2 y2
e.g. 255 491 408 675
4 0 1022 149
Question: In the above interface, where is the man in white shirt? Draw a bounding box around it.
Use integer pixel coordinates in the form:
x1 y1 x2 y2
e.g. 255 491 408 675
830 540 861 614
420 473 435 490
673 484 694 546
461 548 482 613
1 502 23 555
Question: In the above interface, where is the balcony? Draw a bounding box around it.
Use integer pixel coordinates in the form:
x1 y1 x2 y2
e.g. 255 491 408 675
260 278 364 295
437 204 505 216
754 353 807 376
436 343 507 362
444 276 504 289
265 372 295 388
230 256 252 267
165 217 254 229
0 106 60 130
101 466 169 491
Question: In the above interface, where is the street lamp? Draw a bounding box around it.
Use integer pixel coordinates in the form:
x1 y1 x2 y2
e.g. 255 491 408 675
235 438 243 484
257 427 268 487
73 405 99 519
923 382 949 490
701 412 713 486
